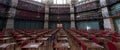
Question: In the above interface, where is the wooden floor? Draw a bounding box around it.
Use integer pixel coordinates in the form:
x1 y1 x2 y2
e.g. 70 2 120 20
13 29 81 50
1 29 120 50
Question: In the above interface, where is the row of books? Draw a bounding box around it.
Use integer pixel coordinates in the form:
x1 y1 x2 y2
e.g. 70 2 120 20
0 0 11 5
0 4 9 17
76 11 102 20
76 2 98 12
107 0 119 5
49 14 70 21
17 0 45 13
111 3 120 16
50 7 70 14
15 9 44 20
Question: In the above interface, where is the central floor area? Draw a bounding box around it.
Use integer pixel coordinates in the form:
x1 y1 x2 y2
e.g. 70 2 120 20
0 29 119 50
15 29 81 50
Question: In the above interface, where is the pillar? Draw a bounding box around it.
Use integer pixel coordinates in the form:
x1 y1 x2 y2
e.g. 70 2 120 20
6 0 18 29
70 0 76 29
100 0 115 31
103 18 115 31
44 4 49 29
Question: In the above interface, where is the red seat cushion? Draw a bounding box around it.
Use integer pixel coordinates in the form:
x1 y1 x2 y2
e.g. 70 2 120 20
107 42 117 50
81 43 86 50
20 42 28 47
111 35 118 42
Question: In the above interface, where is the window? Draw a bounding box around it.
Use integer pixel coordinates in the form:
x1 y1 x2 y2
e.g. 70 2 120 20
53 0 67 4
33 0 41 2
78 0 89 2
78 0 82 2
57 23 63 28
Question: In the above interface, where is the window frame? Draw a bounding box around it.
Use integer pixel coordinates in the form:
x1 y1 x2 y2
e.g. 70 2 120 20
33 0 42 2
53 0 67 4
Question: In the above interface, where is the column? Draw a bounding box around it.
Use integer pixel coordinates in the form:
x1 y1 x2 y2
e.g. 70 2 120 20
70 5 76 29
6 0 18 29
100 0 107 7
103 18 115 31
44 5 49 29
100 0 115 31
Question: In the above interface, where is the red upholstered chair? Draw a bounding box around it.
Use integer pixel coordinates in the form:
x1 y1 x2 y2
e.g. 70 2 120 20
81 42 86 50
35 37 39 40
107 41 117 50
57 48 64 50
21 41 28 50
20 41 28 47
102 31 109 36
84 34 89 39
113 31 119 37
99 33 104 37
0 41 3 45
52 41 56 47
92 37 99 44
78 42 81 47
16 36 22 40
41 34 45 37
104 30 110 34
0 36 3 38
74 37 79 43
111 35 118 42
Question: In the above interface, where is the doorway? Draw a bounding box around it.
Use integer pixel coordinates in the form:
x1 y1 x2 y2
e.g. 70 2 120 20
57 23 63 28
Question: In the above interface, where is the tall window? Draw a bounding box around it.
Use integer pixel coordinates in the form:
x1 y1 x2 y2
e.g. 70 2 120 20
78 0 88 2
53 0 67 4
78 0 82 2
34 0 42 2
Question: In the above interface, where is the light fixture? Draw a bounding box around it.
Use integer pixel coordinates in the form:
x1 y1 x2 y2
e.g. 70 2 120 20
77 15 80 18
86 26 91 30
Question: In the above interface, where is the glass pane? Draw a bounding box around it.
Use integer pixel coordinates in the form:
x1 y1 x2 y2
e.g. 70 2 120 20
34 0 41 2
78 0 82 2
53 0 57 4
114 19 120 32
76 21 100 30
57 0 63 4
53 0 67 4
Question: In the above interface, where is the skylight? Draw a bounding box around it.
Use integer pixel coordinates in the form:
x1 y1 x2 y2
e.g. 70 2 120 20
34 0 42 2
53 0 67 4
78 0 82 2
